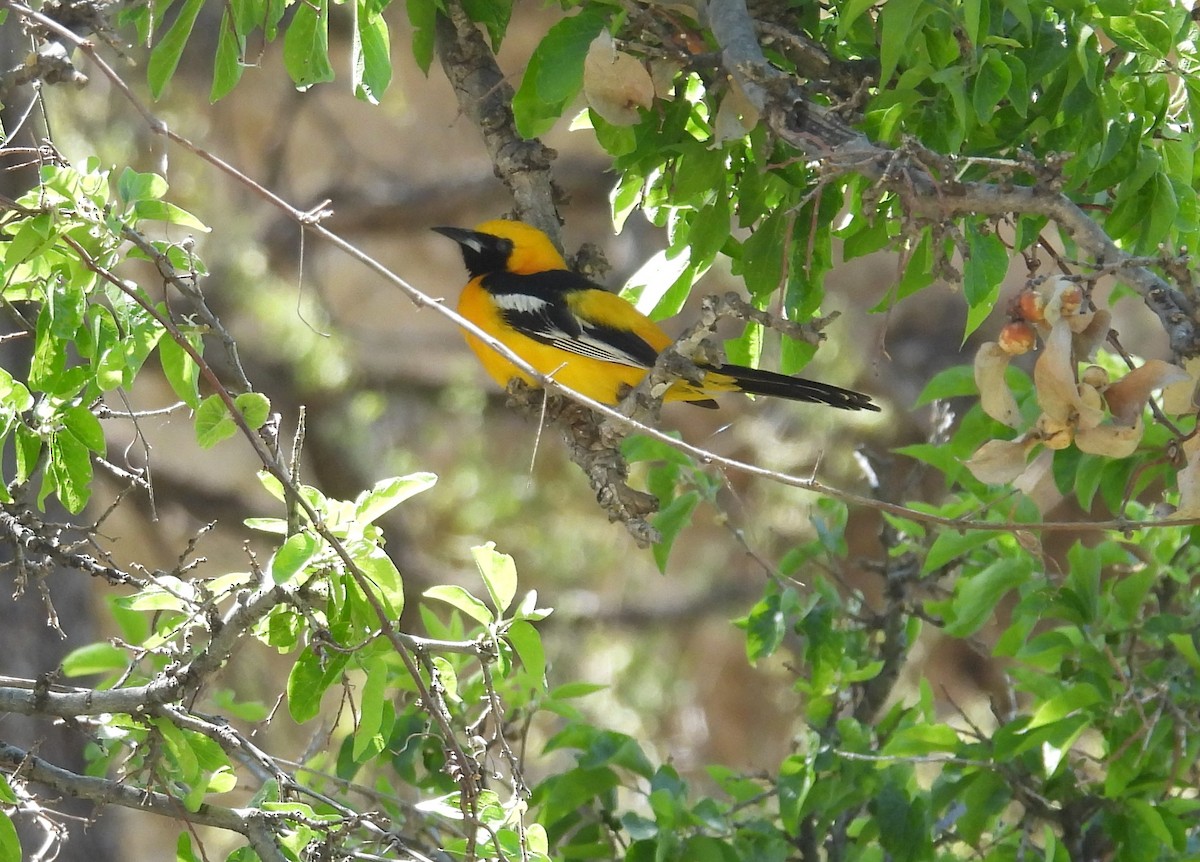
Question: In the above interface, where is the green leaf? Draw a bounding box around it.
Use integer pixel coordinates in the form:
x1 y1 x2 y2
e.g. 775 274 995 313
881 723 961 756
512 7 608 137
117 168 168 203
1168 633 1200 672
176 831 199 862
652 490 699 573
48 427 92 513
943 556 1030 637
358 549 404 618
871 782 932 862
235 391 271 430
5 213 57 270
879 0 924 84
210 8 247 101
423 584 493 625
353 5 392 104
62 404 104 453
194 394 237 448
61 642 128 676
1138 173 1179 253
355 473 437 524
973 50 1012 123
461 0 511 50
159 332 202 409
838 0 878 38
962 224 1009 340
507 619 546 685
473 542 517 615
287 647 348 723
1026 683 1103 730
132 199 210 232
352 654 388 760
0 809 19 862
740 591 788 663
922 529 996 574
147 0 205 99
269 532 320 584
0 367 32 412
284 0 336 89
1104 14 1174 57
406 0 439 75
739 214 785 300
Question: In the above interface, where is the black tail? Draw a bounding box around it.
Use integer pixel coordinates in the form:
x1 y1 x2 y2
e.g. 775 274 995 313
716 364 880 412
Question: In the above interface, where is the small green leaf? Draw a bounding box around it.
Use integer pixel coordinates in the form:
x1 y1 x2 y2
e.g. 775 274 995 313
1168 633 1200 672
287 647 348 723
117 168 169 203
63 404 104 453
962 224 1009 340
507 620 546 685
132 200 210 232
353 6 392 103
423 584 493 625
473 542 517 615
406 0 439 75
159 332 201 408
284 0 336 89
512 7 608 137
355 473 438 524
0 810 19 862
1104 14 1173 57
235 391 271 430
195 394 237 448
879 0 924 84
943 556 1030 637
61 643 128 676
973 50 1012 122
922 529 996 574
1026 684 1103 730
739 591 787 663
210 10 247 102
358 549 404 618
147 0 205 99
881 723 961 756
651 490 699 573
352 654 388 760
269 532 321 584
48 427 92 513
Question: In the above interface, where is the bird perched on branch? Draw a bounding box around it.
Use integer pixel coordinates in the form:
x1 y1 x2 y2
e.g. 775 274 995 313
435 219 879 412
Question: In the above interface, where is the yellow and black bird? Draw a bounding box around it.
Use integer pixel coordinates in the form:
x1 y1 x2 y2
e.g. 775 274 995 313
435 219 879 412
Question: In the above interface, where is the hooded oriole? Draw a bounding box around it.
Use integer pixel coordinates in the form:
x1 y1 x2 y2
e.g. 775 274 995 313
435 219 879 412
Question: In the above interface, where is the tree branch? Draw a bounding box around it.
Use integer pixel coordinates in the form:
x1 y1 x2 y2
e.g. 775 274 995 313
706 0 1200 357
0 740 289 862
434 0 561 241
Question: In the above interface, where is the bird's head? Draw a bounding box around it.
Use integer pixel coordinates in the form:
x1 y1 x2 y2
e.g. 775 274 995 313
433 219 568 277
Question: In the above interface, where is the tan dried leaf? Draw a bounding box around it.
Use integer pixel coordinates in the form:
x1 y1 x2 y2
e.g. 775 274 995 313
649 59 681 100
713 80 760 144
1013 449 1059 511
975 342 1020 428
1074 308 1112 357
1160 356 1200 416
584 32 655 126
1103 359 1190 425
1176 435 1200 518
965 436 1038 484
1036 413 1074 449
1076 383 1104 431
1034 320 1081 423
1075 417 1144 458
